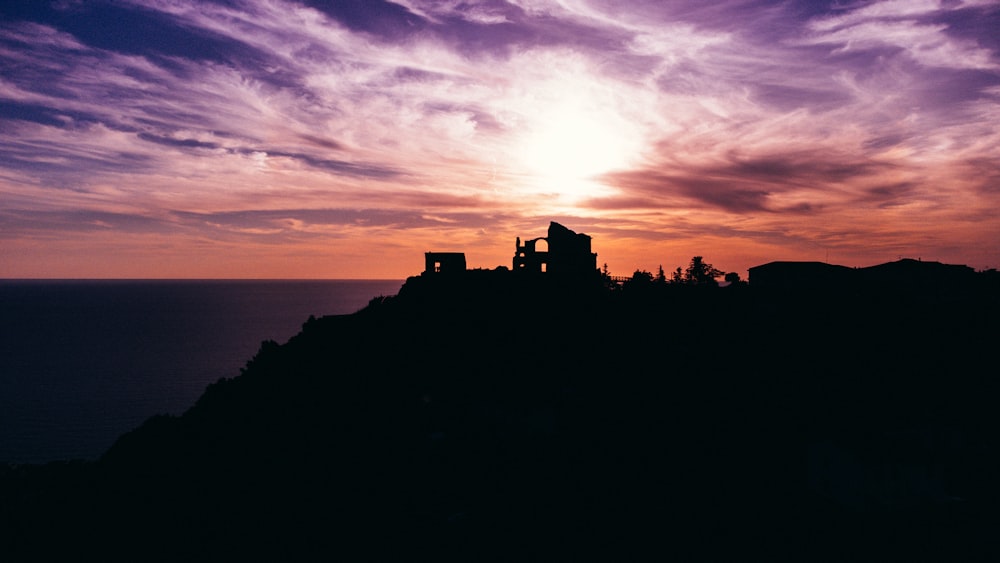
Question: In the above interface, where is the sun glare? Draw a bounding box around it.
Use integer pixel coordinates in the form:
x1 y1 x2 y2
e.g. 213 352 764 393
516 97 641 198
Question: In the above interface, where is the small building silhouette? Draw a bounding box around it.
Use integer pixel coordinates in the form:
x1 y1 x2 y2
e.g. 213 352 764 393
424 252 466 275
748 261 854 289
859 258 975 289
749 258 977 295
513 222 597 277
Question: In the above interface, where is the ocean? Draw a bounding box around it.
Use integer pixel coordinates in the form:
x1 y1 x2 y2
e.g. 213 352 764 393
0 279 403 464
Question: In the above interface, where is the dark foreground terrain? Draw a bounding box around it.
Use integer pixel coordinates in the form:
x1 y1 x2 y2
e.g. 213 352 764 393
2 272 998 561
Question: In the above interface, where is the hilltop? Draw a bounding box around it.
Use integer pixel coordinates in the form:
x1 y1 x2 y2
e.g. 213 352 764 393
2 224 998 561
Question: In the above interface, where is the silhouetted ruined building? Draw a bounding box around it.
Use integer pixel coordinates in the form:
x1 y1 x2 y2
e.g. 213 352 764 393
424 252 466 275
513 222 597 278
420 222 598 283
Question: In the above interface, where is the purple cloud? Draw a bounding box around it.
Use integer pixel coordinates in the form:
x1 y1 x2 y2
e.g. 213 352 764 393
0 0 998 277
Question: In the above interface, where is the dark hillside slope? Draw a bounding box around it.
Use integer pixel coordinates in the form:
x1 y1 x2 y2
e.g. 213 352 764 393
2 274 998 561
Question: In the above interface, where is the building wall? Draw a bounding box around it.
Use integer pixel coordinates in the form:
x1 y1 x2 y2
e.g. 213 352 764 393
512 222 597 277
425 252 467 274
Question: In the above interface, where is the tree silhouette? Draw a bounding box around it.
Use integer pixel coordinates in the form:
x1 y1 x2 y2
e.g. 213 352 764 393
683 256 724 286
630 269 653 285
620 269 653 293
655 265 667 285
601 263 617 291
671 267 683 284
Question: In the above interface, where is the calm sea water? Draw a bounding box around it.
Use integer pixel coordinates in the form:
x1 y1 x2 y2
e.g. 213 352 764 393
0 280 402 464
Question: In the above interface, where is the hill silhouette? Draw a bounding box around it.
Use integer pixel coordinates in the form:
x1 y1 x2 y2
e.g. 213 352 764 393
2 226 998 561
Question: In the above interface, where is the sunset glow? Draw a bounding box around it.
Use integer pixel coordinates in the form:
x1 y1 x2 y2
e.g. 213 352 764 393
1 0 998 278
519 101 636 186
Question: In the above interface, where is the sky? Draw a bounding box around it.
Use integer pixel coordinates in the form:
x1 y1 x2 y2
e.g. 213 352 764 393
2 0 999 279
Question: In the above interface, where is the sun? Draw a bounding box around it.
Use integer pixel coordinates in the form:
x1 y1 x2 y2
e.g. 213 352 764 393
515 97 641 197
